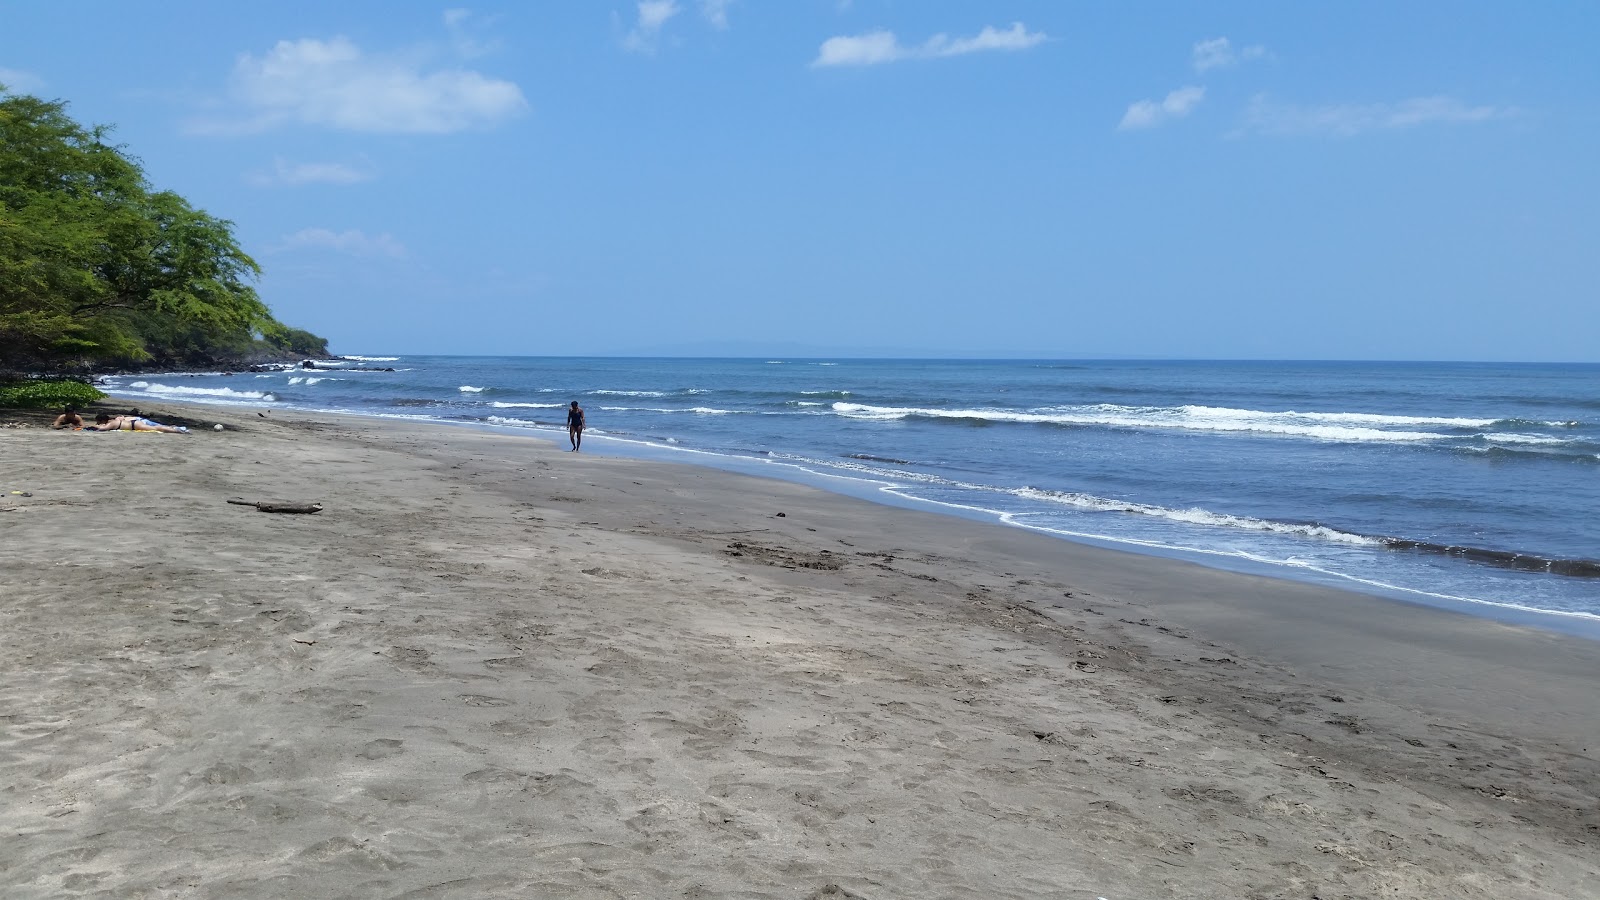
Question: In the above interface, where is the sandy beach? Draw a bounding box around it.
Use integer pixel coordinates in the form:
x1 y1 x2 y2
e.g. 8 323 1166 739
3 403 1596 899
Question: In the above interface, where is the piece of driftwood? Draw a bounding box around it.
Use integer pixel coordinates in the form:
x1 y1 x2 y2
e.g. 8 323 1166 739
228 499 324 514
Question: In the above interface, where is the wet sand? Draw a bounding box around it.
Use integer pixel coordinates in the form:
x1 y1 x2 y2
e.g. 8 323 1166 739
3 404 1596 899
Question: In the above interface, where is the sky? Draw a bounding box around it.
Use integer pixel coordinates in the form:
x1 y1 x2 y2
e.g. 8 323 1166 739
2 2 1596 361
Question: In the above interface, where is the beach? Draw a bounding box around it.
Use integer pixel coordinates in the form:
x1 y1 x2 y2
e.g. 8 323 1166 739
3 403 1597 899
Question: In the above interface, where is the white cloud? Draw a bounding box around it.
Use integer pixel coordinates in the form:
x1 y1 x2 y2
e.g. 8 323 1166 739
280 228 406 258
248 158 374 187
443 8 500 58
623 0 681 53
814 30 901 67
1239 94 1514 137
700 0 734 30
1192 37 1265 73
1118 86 1205 130
0 66 45 93
192 36 525 134
812 22 1047 67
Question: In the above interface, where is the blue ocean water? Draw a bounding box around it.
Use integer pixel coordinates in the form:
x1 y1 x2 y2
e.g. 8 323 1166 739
103 357 1600 630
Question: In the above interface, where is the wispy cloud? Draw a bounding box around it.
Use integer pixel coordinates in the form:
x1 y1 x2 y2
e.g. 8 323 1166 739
1192 37 1266 73
190 36 526 135
812 22 1047 67
700 0 734 30
623 0 681 53
248 158 374 187
1118 86 1205 130
279 228 406 258
1239 94 1515 137
0 66 45 93
442 8 501 58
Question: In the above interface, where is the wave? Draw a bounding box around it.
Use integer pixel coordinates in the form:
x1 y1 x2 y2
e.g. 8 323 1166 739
485 415 552 428
287 376 333 386
125 382 276 401
389 398 452 408
844 453 912 465
592 389 668 397
1012 487 1383 546
1478 432 1573 446
1455 445 1600 465
1381 538 1600 578
490 401 564 409
768 452 1384 548
773 452 1600 582
830 401 1590 445
459 385 485 393
597 405 740 415
1491 417 1582 429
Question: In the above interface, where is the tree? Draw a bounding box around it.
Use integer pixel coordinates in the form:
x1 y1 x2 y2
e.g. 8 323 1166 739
0 89 321 370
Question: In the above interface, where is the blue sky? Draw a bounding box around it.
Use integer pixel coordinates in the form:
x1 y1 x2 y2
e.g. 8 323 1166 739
3 2 1596 360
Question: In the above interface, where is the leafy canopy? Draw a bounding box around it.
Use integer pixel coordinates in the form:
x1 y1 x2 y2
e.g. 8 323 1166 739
0 89 321 370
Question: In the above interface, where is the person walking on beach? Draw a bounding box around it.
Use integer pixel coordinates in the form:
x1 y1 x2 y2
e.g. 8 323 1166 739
567 401 586 451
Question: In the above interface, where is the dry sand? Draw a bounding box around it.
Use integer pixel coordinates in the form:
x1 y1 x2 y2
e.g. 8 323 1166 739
3 404 1597 899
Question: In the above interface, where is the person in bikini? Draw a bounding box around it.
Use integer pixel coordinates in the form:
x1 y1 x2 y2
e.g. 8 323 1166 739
85 413 189 434
567 401 585 451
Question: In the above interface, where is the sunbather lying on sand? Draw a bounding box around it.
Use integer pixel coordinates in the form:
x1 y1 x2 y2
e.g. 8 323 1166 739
85 414 188 434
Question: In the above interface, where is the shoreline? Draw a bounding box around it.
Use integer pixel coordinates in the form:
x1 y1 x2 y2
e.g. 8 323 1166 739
5 401 1597 897
108 390 1600 640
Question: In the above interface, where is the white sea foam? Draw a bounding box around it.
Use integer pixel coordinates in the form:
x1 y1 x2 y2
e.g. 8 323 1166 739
123 383 276 401
593 390 668 397
459 385 485 393
485 415 546 428
598 405 738 415
766 451 1381 547
1010 488 1381 545
1480 432 1568 446
288 377 303 385
832 401 1462 442
288 376 329 385
344 355 400 361
490 401 564 408
1185 406 1493 429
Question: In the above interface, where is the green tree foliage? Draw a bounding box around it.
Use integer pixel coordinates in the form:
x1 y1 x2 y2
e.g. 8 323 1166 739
0 89 322 370
0 378 106 409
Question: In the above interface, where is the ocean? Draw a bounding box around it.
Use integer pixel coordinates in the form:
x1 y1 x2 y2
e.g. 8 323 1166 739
102 357 1600 632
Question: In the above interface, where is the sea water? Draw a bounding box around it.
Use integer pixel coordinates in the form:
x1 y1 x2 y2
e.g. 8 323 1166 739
103 357 1600 631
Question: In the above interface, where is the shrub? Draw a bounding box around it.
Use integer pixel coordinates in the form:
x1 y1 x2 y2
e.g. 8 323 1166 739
0 379 107 409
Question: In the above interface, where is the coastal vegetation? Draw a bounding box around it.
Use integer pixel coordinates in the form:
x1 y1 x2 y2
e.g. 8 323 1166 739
0 376 104 409
0 89 327 375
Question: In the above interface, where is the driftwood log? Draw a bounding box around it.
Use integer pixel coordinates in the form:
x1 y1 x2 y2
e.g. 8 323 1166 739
228 499 324 514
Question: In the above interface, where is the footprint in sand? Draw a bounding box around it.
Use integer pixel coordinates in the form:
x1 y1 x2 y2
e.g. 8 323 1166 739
358 738 404 760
